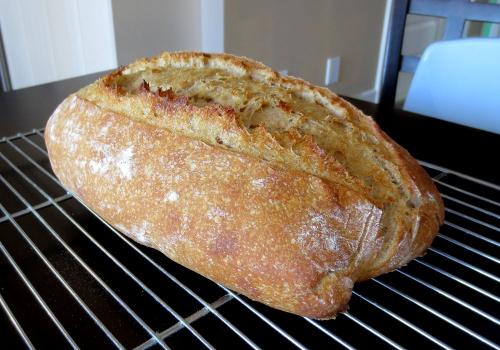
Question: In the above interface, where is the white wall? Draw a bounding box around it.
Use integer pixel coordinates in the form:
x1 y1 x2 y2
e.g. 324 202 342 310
224 0 388 100
201 0 224 53
112 0 203 65
0 0 117 90
1 0 392 98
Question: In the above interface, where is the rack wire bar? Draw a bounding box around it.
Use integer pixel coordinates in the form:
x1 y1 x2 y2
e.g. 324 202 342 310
396 270 500 325
0 129 43 143
0 201 125 349
0 291 35 350
419 160 500 191
0 165 172 350
444 220 499 247
302 318 356 350
414 259 500 303
0 242 79 349
433 179 500 208
441 193 500 220
437 234 500 264
19 133 48 155
427 247 500 283
34 129 46 139
341 312 405 350
432 172 448 181
445 207 500 233
134 294 234 350
1 145 215 350
154 294 234 340
217 286 308 350
0 193 72 224
0 130 498 349
372 278 499 349
351 291 452 349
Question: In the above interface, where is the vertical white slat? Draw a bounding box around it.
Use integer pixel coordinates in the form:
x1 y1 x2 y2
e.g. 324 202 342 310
76 0 117 73
201 0 224 53
0 0 117 89
0 0 34 88
17 0 57 86
45 0 86 80
70 0 87 73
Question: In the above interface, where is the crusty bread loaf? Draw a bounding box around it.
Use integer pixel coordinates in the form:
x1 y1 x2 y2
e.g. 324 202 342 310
44 52 444 318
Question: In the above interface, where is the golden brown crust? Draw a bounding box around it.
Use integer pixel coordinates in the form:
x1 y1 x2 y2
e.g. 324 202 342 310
45 96 381 318
360 119 444 276
44 51 443 318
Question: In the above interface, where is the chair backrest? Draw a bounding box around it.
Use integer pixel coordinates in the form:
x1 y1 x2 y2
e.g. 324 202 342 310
379 0 500 110
404 38 500 134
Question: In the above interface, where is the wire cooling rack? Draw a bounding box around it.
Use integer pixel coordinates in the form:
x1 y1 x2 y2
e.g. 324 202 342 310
0 129 498 349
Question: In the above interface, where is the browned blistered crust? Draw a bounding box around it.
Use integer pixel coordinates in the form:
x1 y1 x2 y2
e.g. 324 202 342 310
45 52 443 318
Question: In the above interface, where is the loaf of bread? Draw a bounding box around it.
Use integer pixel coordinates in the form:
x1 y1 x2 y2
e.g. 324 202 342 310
44 52 443 318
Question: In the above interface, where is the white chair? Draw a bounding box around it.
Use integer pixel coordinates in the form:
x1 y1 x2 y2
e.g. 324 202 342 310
404 38 500 134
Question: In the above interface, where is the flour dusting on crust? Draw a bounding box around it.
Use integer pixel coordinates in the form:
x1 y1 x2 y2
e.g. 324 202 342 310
117 222 151 243
165 191 180 202
86 140 135 180
116 146 135 180
251 178 266 188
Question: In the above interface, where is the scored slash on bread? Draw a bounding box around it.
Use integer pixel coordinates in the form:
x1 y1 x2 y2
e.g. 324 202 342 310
45 52 444 318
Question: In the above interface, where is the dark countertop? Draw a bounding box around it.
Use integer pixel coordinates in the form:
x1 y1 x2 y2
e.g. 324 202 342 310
0 72 105 136
1 73 498 183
